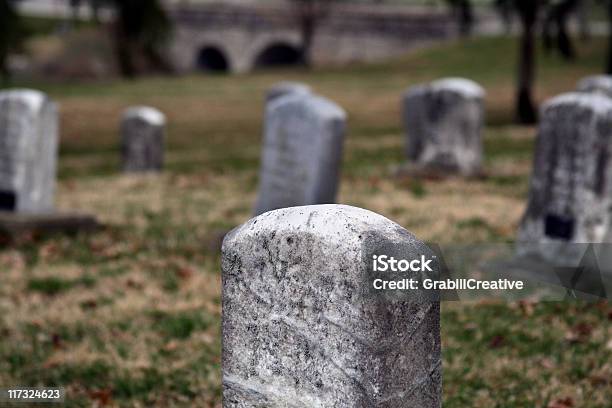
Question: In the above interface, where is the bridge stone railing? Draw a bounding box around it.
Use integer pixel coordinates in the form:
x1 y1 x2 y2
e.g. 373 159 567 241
167 3 453 74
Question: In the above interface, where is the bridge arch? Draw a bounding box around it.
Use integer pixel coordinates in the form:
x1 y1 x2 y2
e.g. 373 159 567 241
196 45 230 72
253 42 303 69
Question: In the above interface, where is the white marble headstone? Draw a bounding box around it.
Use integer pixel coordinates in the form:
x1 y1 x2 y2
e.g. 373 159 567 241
0 89 58 213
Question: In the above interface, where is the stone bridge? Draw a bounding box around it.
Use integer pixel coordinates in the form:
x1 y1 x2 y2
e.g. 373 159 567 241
167 3 454 74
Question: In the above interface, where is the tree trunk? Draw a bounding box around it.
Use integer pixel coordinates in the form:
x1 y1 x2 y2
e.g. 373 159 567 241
0 0 20 85
577 0 591 41
515 0 539 124
90 0 101 25
114 23 137 78
300 15 315 67
556 0 578 60
494 0 513 34
0 57 9 86
607 1 612 74
458 0 474 36
70 0 81 28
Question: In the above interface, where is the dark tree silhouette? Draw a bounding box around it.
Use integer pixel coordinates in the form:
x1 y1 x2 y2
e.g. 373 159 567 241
445 0 475 36
70 0 82 25
494 0 514 33
513 0 542 124
89 0 103 24
288 0 336 67
0 0 23 85
605 0 612 73
111 0 172 78
542 0 579 60
576 0 591 41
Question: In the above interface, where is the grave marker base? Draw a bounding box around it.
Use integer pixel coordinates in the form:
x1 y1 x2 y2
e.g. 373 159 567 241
0 211 99 239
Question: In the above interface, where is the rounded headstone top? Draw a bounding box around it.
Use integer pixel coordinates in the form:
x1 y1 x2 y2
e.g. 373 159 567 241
268 93 347 121
266 81 312 102
576 75 612 98
542 92 612 116
224 204 419 250
123 106 166 126
430 77 485 98
0 89 49 112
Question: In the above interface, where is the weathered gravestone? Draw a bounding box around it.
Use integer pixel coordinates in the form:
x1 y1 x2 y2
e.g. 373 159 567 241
254 94 346 216
121 106 166 173
0 89 98 237
577 75 612 98
266 81 311 102
222 204 441 407
517 93 612 263
402 77 484 177
0 89 58 213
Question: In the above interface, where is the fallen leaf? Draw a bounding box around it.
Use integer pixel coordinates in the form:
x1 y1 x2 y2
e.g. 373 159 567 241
548 397 573 408
176 266 194 280
589 372 610 387
489 334 505 349
51 333 63 350
88 388 112 406
80 299 98 309
565 322 593 344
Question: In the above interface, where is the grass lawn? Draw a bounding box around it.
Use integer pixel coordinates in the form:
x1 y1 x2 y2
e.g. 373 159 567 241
1 35 611 407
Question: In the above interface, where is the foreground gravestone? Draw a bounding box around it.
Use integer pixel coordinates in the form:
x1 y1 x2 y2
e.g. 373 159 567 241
0 89 58 213
576 75 612 98
517 93 612 263
223 204 441 407
254 94 346 216
266 81 311 102
121 106 166 173
402 77 484 177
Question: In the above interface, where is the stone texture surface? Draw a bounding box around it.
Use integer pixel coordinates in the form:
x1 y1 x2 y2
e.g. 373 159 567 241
517 93 612 263
121 106 166 173
0 89 58 213
222 204 441 407
254 94 346 216
402 77 484 177
266 81 312 102
577 75 612 98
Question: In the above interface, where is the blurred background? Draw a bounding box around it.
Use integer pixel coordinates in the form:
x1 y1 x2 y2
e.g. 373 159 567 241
0 0 611 407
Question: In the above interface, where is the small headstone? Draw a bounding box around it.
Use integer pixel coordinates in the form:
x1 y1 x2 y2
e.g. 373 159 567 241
254 93 346 216
517 93 612 263
266 81 311 102
222 204 441 407
121 106 166 173
402 77 485 177
576 75 612 98
0 89 58 213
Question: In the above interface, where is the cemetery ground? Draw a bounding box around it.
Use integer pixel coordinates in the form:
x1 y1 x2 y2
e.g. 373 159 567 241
1 36 611 407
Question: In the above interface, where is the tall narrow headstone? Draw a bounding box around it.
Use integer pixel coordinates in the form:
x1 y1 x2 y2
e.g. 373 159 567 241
121 106 166 173
254 94 346 216
402 77 484 177
0 89 58 213
517 93 612 263
222 204 441 407
266 81 311 102
577 75 612 98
